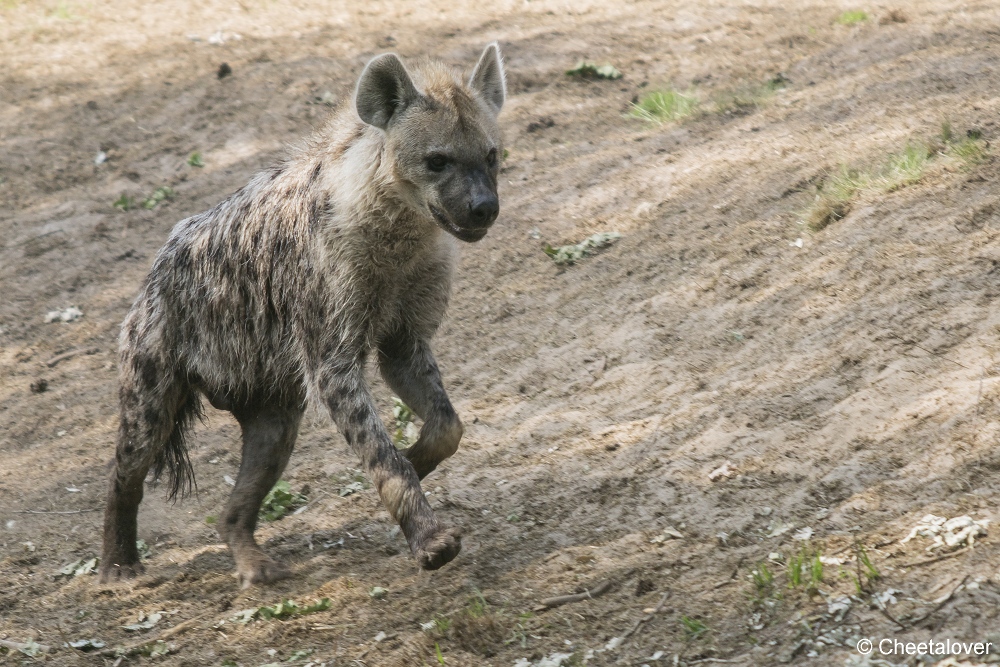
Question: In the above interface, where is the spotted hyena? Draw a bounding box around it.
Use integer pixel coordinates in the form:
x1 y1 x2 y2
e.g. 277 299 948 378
100 44 506 587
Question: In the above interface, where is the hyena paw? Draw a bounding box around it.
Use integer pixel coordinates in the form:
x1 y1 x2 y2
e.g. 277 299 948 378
413 526 462 570
99 561 145 584
236 558 292 589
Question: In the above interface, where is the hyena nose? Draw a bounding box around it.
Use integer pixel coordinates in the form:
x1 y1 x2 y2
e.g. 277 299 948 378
469 194 499 228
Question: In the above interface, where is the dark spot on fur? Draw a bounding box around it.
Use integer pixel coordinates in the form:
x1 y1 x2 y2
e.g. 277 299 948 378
143 405 162 429
124 445 134 454
133 355 159 390
309 196 326 232
269 165 285 181
309 162 322 184
344 431 353 446
351 407 367 425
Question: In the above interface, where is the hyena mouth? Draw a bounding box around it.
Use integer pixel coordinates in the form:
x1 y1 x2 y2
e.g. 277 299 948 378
430 206 489 243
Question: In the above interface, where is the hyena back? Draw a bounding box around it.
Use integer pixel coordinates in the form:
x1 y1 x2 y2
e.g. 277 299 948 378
100 44 506 588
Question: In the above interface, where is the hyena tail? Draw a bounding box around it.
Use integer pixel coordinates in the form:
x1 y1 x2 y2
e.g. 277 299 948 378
149 390 204 501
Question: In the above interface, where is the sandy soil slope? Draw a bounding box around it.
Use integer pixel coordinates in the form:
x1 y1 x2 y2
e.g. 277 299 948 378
3 1 1000 665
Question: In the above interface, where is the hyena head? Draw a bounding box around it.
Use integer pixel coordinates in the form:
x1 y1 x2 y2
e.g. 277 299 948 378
355 43 506 243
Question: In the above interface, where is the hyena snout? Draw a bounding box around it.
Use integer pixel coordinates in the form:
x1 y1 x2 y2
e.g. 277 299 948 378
467 185 499 229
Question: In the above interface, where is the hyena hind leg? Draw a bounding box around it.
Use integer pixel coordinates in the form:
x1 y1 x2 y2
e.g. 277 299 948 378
378 334 463 480
220 404 302 589
101 373 196 583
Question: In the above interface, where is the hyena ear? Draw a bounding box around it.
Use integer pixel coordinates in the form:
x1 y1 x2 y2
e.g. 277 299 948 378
355 53 422 130
469 42 506 114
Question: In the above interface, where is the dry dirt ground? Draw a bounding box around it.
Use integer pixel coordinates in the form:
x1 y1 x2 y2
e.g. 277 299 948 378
3 1 1000 665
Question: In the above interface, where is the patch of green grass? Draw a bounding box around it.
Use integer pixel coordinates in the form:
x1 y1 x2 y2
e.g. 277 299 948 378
680 615 708 639
187 152 204 167
750 561 776 599
951 137 988 165
630 89 698 124
805 142 930 231
806 166 866 231
786 544 824 592
878 142 930 191
940 122 989 166
837 10 868 25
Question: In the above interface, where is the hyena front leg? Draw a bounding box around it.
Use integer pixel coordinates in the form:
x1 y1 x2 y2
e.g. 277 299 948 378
220 404 302 588
378 332 463 480
321 365 460 570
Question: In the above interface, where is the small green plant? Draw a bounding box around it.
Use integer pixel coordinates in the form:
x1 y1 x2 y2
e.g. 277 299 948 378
787 551 804 588
259 480 307 521
142 186 174 210
435 642 446 665
205 515 217 525
680 615 708 639
837 10 868 25
544 231 622 265
187 152 204 167
113 194 134 211
854 542 880 592
786 544 824 591
630 89 698 123
810 553 824 589
566 61 622 80
750 561 775 598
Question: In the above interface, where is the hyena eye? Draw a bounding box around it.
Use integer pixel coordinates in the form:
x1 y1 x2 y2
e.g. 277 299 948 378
486 148 498 167
426 154 449 172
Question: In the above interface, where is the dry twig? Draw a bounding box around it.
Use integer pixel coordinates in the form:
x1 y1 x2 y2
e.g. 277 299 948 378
900 547 971 568
97 612 210 657
910 575 970 626
535 580 612 611
45 346 100 368
621 590 670 640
